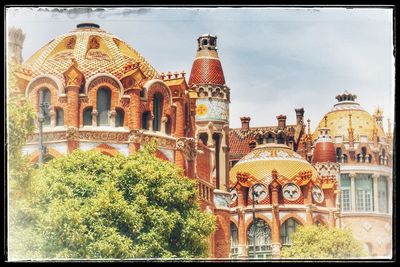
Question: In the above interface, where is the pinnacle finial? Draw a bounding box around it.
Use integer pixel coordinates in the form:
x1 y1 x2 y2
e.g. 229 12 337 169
324 115 328 128
307 119 311 135
348 111 353 130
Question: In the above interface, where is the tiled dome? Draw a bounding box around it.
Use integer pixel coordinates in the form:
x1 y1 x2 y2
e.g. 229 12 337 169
23 23 159 82
229 143 319 185
312 92 385 142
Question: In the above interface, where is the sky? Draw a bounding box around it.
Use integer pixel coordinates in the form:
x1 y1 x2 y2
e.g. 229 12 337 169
6 7 395 132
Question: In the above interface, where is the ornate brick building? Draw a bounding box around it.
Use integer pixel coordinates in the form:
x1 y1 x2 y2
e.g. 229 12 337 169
8 23 231 258
310 92 393 257
8 23 393 259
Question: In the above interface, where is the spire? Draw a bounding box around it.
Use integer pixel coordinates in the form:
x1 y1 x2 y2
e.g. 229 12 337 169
348 111 353 131
188 34 226 86
373 107 384 130
324 115 328 128
307 119 311 135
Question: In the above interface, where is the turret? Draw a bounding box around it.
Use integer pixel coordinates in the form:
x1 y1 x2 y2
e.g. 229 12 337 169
312 116 336 164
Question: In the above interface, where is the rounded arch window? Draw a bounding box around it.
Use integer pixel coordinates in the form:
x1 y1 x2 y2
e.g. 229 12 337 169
142 111 151 130
83 107 93 126
267 134 274 144
97 87 111 126
202 39 208 46
247 218 272 258
277 133 285 144
55 108 64 126
336 147 342 162
152 93 163 131
39 88 51 126
280 218 301 245
115 108 124 127
230 222 239 257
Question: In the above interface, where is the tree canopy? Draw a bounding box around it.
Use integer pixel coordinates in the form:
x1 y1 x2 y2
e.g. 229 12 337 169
8 144 216 260
280 225 367 259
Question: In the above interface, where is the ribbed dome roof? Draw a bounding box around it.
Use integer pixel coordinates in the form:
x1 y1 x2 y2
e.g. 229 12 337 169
312 92 385 141
23 23 159 82
230 143 319 185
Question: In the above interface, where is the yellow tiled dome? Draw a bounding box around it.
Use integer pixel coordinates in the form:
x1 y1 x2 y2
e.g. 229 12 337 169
229 143 319 185
23 23 159 82
312 92 385 142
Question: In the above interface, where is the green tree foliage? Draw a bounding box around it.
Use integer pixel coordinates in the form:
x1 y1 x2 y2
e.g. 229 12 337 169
280 225 367 259
10 143 216 260
7 64 38 260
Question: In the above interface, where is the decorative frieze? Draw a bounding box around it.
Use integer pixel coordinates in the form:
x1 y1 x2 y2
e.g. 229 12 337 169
79 130 129 142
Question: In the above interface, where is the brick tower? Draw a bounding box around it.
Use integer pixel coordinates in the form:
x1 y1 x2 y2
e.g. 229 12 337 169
189 34 231 258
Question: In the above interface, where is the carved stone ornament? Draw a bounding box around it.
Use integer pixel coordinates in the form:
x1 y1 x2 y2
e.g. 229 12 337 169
282 183 301 201
128 129 144 143
312 185 325 203
176 137 197 160
65 126 79 140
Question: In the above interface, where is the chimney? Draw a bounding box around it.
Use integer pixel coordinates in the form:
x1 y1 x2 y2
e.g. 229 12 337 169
295 108 304 125
277 115 287 128
240 116 251 130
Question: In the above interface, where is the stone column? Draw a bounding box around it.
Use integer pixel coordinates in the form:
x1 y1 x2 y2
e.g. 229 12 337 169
271 185 281 258
91 110 98 126
305 184 313 225
350 173 356 212
372 174 379 212
237 207 248 259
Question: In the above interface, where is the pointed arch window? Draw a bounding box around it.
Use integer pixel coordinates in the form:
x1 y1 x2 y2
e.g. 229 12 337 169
280 218 301 246
97 87 111 126
247 219 272 258
39 88 51 126
153 93 163 131
55 108 64 126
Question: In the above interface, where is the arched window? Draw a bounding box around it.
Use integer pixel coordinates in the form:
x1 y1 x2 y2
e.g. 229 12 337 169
202 39 208 46
247 219 272 259
152 93 163 131
115 108 124 127
360 147 367 163
97 87 111 126
55 108 64 126
280 218 301 246
267 134 274 144
230 223 239 258
258 136 264 145
142 111 150 130
277 133 284 144
39 88 51 126
336 147 342 163
83 107 93 126
378 176 388 213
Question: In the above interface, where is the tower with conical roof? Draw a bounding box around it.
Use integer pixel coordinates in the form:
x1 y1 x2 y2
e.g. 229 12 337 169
189 34 231 258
